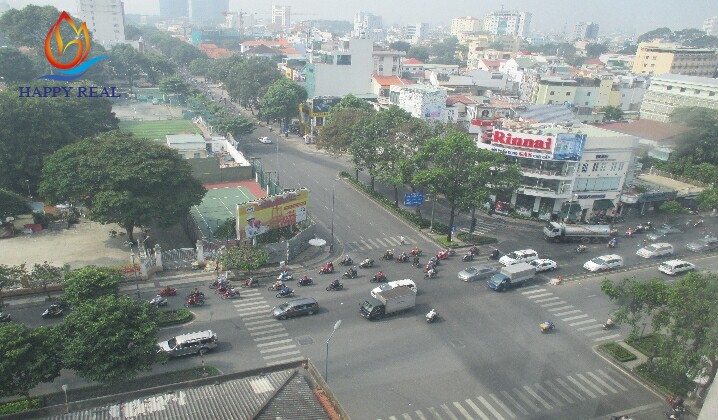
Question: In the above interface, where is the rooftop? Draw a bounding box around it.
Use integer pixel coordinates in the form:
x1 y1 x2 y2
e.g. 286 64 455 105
446 95 476 106
650 74 718 87
598 120 689 142
166 134 205 144
403 58 424 65
373 75 413 86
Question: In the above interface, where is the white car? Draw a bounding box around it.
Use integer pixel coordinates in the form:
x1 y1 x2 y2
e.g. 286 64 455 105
499 249 538 266
636 243 674 259
583 254 624 272
530 259 558 272
258 137 272 144
370 279 417 298
658 260 695 276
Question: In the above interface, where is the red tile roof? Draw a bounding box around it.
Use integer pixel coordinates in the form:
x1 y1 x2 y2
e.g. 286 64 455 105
403 58 424 65
583 58 604 66
446 95 475 106
598 120 689 141
373 75 413 86
241 39 291 47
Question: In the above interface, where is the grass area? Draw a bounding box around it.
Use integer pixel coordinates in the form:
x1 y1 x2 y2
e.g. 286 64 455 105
634 361 694 396
626 334 670 357
436 237 460 248
599 342 638 362
118 120 200 140
455 232 499 245
157 308 193 327
0 398 41 415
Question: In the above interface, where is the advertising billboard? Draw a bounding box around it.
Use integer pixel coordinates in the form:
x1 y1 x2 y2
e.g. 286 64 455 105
553 133 587 161
489 129 556 160
311 97 340 117
236 189 309 244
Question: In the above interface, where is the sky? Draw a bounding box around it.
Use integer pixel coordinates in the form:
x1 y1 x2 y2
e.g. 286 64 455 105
7 0 717 35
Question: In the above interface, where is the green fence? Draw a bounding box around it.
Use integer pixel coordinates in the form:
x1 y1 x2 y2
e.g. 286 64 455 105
251 159 283 195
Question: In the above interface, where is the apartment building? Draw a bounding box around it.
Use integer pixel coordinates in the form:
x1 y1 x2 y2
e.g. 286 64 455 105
373 48 405 77
354 12 383 40
303 38 374 98
389 84 448 122
573 22 599 41
631 42 718 77
405 23 429 44
76 0 126 47
271 5 291 28
640 74 718 122
451 16 482 36
483 10 531 37
704 16 718 36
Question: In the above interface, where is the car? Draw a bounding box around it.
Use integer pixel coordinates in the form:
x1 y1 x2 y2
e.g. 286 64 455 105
499 249 538 266
583 254 624 272
686 236 718 253
258 137 272 144
371 279 417 298
636 242 674 258
530 259 558 272
272 297 319 320
658 260 696 276
157 330 217 357
647 224 682 241
457 265 496 282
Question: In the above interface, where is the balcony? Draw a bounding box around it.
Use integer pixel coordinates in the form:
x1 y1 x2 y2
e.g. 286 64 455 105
521 167 575 179
517 185 573 198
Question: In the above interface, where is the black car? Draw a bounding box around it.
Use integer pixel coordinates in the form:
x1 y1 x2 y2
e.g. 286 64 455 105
686 236 718 252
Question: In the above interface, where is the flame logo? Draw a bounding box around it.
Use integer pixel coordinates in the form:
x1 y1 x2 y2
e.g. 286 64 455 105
40 11 107 81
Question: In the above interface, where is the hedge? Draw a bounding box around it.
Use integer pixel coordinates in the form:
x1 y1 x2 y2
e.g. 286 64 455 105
625 334 670 358
599 342 637 362
634 361 693 396
158 308 193 327
0 398 41 415
455 232 499 244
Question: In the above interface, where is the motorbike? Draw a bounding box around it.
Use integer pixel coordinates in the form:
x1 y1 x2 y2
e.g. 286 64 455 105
576 244 587 253
462 253 474 262
424 270 437 279
0 312 11 322
216 282 232 294
666 396 686 414
426 310 439 323
342 270 358 279
268 281 286 291
277 272 293 281
276 287 295 298
489 249 501 260
326 282 344 291
469 246 480 256
608 238 618 248
447 248 456 256
602 320 615 330
297 277 314 286
396 254 409 263
319 263 334 274
158 287 177 297
382 250 394 260
222 288 240 299
149 295 168 307
185 296 205 307
41 304 64 319
340 257 353 266
412 257 421 268
186 291 205 300
371 273 388 283
359 259 374 268
408 248 422 256
241 277 259 288
436 250 450 260
209 279 223 289
429 256 440 266
424 262 436 272
540 321 555 333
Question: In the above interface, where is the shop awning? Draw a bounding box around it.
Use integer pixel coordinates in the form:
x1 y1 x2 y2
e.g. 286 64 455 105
592 199 615 210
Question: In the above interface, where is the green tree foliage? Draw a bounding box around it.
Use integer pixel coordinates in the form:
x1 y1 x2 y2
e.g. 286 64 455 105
61 266 123 306
637 27 718 48
586 43 609 58
0 86 119 194
62 295 161 384
327 94 374 115
224 58 282 112
0 324 63 398
216 246 269 273
214 217 237 240
0 5 67 47
601 105 625 122
412 132 522 242
601 273 718 402
159 75 190 100
389 41 411 53
260 78 308 127
637 27 673 44
39 132 206 242
188 58 214 77
407 46 430 62
0 188 30 222
143 53 176 85
216 114 254 140
0 264 25 309
429 37 462 65
141 27 204 67
28 262 64 300
0 48 33 83
319 108 372 153
671 107 718 165
658 200 684 222
108 43 147 93
696 188 718 211
124 24 142 40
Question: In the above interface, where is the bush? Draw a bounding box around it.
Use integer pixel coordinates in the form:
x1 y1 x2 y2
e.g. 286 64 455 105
157 308 193 327
635 360 694 396
0 398 42 415
436 237 460 248
455 232 498 244
626 334 670 357
599 342 637 362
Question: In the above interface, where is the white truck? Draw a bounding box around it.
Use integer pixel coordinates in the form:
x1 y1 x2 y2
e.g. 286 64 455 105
486 263 535 292
360 287 416 320
543 222 611 243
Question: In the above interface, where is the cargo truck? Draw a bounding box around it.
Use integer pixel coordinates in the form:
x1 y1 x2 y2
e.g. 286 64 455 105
543 222 611 243
486 263 535 291
360 286 416 320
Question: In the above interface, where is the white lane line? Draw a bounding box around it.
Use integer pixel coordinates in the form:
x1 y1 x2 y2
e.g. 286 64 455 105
477 395 505 420
569 319 597 326
266 356 304 366
597 369 629 391
244 319 276 326
533 297 561 303
367 239 381 248
541 301 568 308
440 404 459 420
427 407 444 420
259 345 297 354
587 372 617 393
242 314 270 321
577 324 604 331
360 240 372 249
556 377 585 401
577 373 607 396
463 399 489 420
415 410 428 420
523 386 552 410
526 293 553 299
586 329 612 337
253 333 288 342
500 390 529 416
489 393 516 419
256 339 293 347
544 379 573 404
385 237 402 246
593 334 621 342
233 298 266 306
374 238 390 248
547 305 574 312
453 401 477 420
247 323 282 331
262 350 301 360
237 305 270 314
402 414 412 420
533 383 563 407
521 289 547 295
566 375 596 398
250 328 286 336
513 387 541 413
554 309 582 316
562 314 589 321
521 285 541 290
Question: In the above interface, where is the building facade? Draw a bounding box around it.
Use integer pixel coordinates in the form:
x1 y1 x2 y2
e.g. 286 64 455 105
271 5 291 28
303 38 374 98
389 84 448 122
451 16 482 36
405 23 429 44
704 16 718 36
483 11 531 37
640 74 718 122
76 0 125 47
373 49 405 77
189 0 228 25
631 42 718 77
159 0 188 19
354 12 383 40
573 22 599 41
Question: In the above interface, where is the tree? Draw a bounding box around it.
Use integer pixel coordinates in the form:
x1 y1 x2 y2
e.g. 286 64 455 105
327 94 375 115
224 58 282 112
0 48 34 83
216 246 269 273
159 76 190 102
0 324 63 398
28 262 64 300
407 46 430 62
671 107 718 165
188 57 214 77
62 295 161 384
40 132 206 242
0 5 69 47
586 43 609 58
144 53 176 85
124 25 142 40
389 41 411 53
61 266 122 306
695 188 718 211
412 132 522 242
637 27 673 44
659 200 684 222
0 188 30 222
319 108 372 153
0 264 24 310
260 78 308 129
108 43 147 93
215 114 254 140
214 217 237 241
601 273 718 403
601 105 625 122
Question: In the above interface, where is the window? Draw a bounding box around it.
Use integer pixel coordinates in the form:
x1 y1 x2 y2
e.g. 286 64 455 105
617 162 625 171
592 162 600 172
599 162 607 172
610 162 618 171
550 91 555 95
585 102 589 105
680 88 686 92
710 92 716 97
695 90 701 94
566 92 571 96
581 163 589 172
587 92 591 96
667 86 673 90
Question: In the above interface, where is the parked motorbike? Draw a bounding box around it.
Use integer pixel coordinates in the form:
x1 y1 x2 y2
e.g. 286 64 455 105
462 253 474 262
359 259 374 268
41 304 64 319
408 247 422 256
297 277 314 286
342 270 358 279
540 321 555 333
469 246 480 256
0 312 11 322
326 281 344 291
222 288 240 299
149 295 168 307
319 263 334 274
576 244 588 253
241 277 259 288
268 281 286 291
371 272 388 283
489 249 501 260
158 287 177 297
426 309 439 323
276 287 295 298
185 296 205 307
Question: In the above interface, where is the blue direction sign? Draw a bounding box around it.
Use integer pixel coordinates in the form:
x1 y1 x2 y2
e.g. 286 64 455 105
403 192 425 207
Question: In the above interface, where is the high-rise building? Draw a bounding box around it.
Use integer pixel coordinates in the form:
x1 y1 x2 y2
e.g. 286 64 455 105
75 0 126 47
483 10 531 37
632 42 718 77
354 12 383 40
705 16 718 36
189 0 228 26
159 0 188 20
451 16 482 36
405 23 429 45
272 5 291 28
573 22 599 41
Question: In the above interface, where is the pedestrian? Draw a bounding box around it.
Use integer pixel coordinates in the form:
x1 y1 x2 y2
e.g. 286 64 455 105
642 239 648 248
400 236 406 245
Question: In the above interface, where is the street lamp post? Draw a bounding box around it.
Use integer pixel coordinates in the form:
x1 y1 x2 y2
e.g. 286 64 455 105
330 183 335 253
25 179 31 199
276 140 280 186
130 251 140 298
325 320 342 383
61 384 69 413
429 194 436 232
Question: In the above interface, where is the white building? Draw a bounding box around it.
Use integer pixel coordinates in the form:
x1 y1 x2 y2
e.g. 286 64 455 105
390 84 448 122
640 74 718 122
405 23 429 45
373 49 405 77
483 10 531 37
451 16 482 36
704 16 718 36
573 22 599 41
354 12 383 41
76 0 126 47
304 38 374 97
271 5 291 28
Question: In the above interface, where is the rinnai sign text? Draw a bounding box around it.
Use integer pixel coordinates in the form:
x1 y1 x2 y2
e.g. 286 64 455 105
490 129 555 160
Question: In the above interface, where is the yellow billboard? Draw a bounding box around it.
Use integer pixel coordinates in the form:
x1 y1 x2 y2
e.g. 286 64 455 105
236 188 309 244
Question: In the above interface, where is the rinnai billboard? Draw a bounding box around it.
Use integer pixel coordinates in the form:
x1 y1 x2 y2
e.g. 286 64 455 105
553 133 587 161
236 189 309 244
490 129 555 160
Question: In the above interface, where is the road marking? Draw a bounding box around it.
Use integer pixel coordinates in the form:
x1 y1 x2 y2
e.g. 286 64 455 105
489 393 516 418
522 386 551 410
544 379 573 404
440 404 459 420
533 297 561 303
500 390 529 416
526 293 554 299
593 334 621 342
239 291 262 297
250 328 286 336
402 414 412 420
252 333 288 342
265 356 304 367
453 401 476 419
367 239 381 248
427 407 444 420
566 375 596 398
244 319 276 326
562 314 589 321
375 238 390 247
233 296 264 302
521 285 540 290
555 377 585 401
533 383 563 407
521 288 547 295
247 323 282 331
597 369 629 391
587 371 617 393
237 305 270 314
541 301 568 308
242 314 270 321
512 388 540 413
547 305 574 311
577 324 603 331
262 350 301 360
385 237 402 246
569 319 597 326
577 373 607 396
554 309 582 316
259 345 297 354
586 329 611 337
463 399 489 420
477 396 505 420
256 339 293 347
360 240 371 249
235 301 270 309
415 410 428 420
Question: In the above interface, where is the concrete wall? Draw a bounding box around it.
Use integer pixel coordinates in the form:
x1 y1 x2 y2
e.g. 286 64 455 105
263 222 317 263
187 158 253 184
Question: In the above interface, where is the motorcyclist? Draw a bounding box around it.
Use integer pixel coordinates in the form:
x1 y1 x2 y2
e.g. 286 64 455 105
399 252 408 261
668 396 685 410
427 308 438 320
576 244 587 253
342 255 351 264
413 256 420 266
300 275 311 285
384 249 394 259
375 271 385 281
280 270 289 278
427 267 437 277
331 279 340 288
281 285 291 295
351 265 358 276
542 321 555 330
410 247 421 255
605 318 614 328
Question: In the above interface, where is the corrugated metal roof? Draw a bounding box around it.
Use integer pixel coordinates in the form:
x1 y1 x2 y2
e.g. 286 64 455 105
256 373 329 419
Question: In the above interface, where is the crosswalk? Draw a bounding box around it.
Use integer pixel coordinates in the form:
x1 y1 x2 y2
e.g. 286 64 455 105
380 368 633 420
520 286 621 343
233 289 305 367
344 235 417 253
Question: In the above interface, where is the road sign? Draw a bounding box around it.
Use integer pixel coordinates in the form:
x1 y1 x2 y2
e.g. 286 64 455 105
403 192 425 207
451 225 456 232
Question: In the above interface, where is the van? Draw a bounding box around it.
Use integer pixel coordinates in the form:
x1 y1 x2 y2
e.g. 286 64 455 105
272 297 319 320
370 279 417 298
158 330 217 357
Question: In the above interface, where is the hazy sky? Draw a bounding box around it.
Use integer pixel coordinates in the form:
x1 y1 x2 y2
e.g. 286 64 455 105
7 0 717 34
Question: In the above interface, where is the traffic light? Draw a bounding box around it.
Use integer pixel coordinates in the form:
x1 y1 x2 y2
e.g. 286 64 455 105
470 217 477 233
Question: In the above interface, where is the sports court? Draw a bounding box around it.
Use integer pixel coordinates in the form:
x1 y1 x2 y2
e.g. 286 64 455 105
190 181 267 240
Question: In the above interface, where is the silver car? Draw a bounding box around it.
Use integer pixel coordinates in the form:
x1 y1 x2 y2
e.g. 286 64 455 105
647 224 682 241
686 236 718 253
458 265 496 282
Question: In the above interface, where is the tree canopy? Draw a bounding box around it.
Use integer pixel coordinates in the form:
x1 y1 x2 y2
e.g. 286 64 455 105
223 58 282 112
0 324 63 398
61 266 123 307
0 48 34 83
637 27 718 48
217 246 270 273
601 105 625 122
39 132 206 241
159 75 191 100
0 188 30 222
670 107 718 165
260 78 308 126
